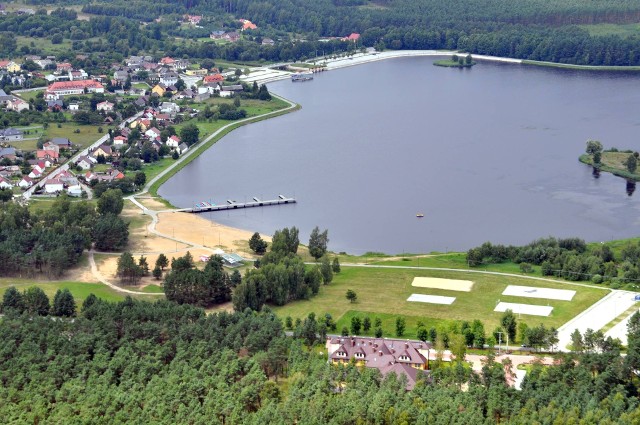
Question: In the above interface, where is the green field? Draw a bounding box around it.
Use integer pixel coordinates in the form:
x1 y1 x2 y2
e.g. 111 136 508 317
45 123 108 149
0 279 132 304
273 266 607 341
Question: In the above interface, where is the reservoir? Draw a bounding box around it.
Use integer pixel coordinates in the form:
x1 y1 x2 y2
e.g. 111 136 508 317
159 56 640 255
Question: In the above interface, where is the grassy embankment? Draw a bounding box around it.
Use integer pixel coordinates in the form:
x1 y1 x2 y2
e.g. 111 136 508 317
580 152 640 181
523 60 640 71
272 265 606 341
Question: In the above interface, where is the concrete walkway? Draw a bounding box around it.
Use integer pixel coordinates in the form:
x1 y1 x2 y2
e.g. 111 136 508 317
556 290 638 350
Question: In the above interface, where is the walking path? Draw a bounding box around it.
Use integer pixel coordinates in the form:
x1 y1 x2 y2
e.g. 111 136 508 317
88 249 162 296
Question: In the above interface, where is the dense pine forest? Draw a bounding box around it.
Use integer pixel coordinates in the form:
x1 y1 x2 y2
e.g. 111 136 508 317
1 0 639 65
2 298 640 423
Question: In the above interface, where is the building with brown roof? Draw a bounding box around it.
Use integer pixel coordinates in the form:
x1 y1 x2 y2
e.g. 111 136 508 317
326 336 431 390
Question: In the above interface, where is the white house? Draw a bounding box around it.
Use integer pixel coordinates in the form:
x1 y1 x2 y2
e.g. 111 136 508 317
159 102 180 115
0 176 12 189
7 98 29 112
44 179 64 193
96 101 115 112
159 72 179 86
167 135 181 148
28 168 42 179
76 155 96 170
18 176 33 188
145 127 161 140
67 185 83 197
177 143 189 155
113 135 127 146
69 103 79 111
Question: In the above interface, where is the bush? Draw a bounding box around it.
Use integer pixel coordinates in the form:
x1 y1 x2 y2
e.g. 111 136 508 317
519 262 533 273
591 274 603 284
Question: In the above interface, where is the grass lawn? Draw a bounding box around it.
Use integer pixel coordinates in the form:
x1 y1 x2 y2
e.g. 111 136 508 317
0 278 130 304
15 36 73 56
16 90 44 102
27 198 97 214
139 157 175 181
9 139 39 151
273 266 607 341
45 123 109 149
141 284 165 293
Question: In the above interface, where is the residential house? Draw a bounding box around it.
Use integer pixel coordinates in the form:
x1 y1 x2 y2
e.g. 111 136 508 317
152 83 167 97
0 147 16 160
57 170 79 186
134 97 147 108
262 38 275 46
203 74 224 85
185 14 202 25
46 99 64 111
6 61 20 73
51 137 72 148
159 102 180 116
177 143 189 155
155 113 171 123
28 168 42 179
326 336 430 390
210 30 225 40
0 88 14 105
239 19 257 31
160 57 175 66
76 155 96 170
93 145 112 158
167 135 181 148
220 84 243 98
56 62 73 73
113 135 127 146
185 68 207 76
343 33 361 42
145 127 161 140
0 176 12 189
159 72 179 87
0 128 23 141
18 175 33 188
223 32 240 42
113 70 129 83
96 101 115 112
7 98 29 112
44 178 64 193
194 93 210 102
36 150 59 166
67 185 83 197
68 103 79 111
84 171 98 182
131 118 151 132
68 69 88 81
34 59 53 69
42 142 60 154
46 80 105 97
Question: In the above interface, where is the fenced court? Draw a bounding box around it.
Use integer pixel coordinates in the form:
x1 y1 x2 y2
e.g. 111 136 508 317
411 277 474 292
502 285 575 301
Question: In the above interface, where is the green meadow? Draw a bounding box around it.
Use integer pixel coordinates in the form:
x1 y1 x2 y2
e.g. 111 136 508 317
272 266 607 340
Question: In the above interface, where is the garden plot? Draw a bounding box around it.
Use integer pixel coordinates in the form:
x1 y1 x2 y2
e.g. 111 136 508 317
502 285 575 301
494 302 553 317
407 294 456 305
411 277 474 292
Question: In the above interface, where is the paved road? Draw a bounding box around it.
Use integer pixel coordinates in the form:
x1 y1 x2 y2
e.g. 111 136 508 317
556 290 638 351
605 308 640 346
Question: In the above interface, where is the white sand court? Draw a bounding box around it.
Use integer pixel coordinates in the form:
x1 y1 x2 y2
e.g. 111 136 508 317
407 294 456 305
494 302 553 317
502 285 575 301
411 277 474 292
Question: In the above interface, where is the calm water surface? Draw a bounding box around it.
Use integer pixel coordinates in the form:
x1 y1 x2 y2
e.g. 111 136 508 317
159 57 640 254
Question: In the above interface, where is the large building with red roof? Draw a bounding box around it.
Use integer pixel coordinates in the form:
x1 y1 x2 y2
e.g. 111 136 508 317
46 80 104 97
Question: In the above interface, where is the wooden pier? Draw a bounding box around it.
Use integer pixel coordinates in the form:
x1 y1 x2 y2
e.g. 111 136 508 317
182 195 296 213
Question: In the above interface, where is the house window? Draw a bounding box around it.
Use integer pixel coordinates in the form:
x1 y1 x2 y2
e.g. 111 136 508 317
399 355 410 361
355 353 364 359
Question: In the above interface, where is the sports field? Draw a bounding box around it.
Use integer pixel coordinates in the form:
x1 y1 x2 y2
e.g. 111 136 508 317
272 266 608 340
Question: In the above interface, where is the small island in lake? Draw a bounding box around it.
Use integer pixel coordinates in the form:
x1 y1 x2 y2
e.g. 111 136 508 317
580 139 640 180
434 54 476 68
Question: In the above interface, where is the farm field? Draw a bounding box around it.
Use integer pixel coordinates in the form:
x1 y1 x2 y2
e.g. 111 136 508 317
272 266 608 340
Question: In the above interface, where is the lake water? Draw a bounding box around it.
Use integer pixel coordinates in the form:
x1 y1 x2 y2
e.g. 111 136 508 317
159 56 640 255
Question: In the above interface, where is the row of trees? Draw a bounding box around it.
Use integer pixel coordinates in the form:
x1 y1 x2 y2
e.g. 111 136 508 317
467 237 640 287
2 286 76 317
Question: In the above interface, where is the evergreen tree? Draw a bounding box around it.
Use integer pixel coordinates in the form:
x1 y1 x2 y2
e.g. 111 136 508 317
2 286 24 313
249 232 268 254
363 316 371 333
23 287 50 316
155 253 169 270
395 317 406 337
152 265 162 280
332 257 341 273
52 288 76 317
501 309 517 342
320 255 333 284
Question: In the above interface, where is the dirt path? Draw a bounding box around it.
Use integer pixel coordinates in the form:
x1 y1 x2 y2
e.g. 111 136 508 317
88 250 162 296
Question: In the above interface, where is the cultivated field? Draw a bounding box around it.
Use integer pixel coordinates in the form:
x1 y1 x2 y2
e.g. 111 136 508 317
273 266 607 340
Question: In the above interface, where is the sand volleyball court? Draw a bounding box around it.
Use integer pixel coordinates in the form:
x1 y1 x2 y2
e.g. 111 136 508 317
502 285 575 301
407 294 456 305
411 277 474 292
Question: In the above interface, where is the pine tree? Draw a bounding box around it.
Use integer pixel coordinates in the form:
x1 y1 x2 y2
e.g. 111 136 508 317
52 288 76 317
